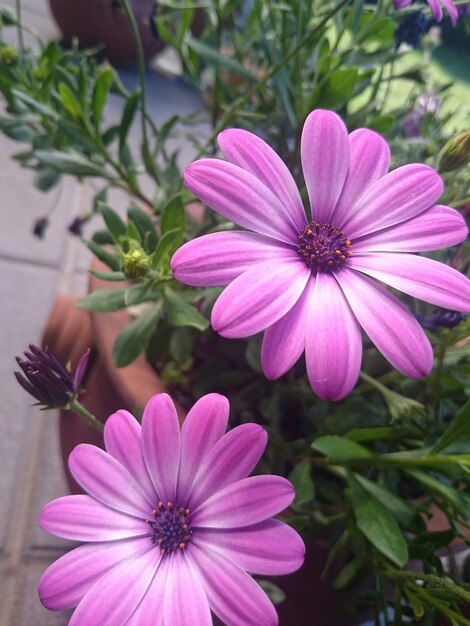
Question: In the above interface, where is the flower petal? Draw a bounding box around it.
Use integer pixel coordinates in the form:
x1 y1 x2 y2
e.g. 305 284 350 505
195 519 305 575
178 393 230 502
192 475 294 529
211 259 310 338
188 423 268 509
104 410 156 505
261 276 313 378
68 444 151 518
428 0 444 20
354 205 468 253
342 164 443 240
189 542 278 626
440 0 458 25
69 548 161 626
38 537 150 611
218 128 306 231
163 552 211 626
142 394 181 503
184 159 300 244
39 495 148 542
349 253 470 312
126 555 171 626
333 128 390 228
305 273 362 400
336 269 433 378
171 231 297 287
301 109 349 224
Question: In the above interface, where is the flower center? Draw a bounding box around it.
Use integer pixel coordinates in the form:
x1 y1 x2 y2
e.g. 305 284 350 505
147 501 192 555
297 222 352 272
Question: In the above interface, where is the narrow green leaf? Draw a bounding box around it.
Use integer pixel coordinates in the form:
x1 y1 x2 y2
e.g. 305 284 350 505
92 67 115 127
58 82 81 118
430 399 470 455
152 228 182 269
161 194 185 236
127 207 158 252
34 169 61 192
34 150 109 178
333 557 365 591
185 36 257 82
289 461 314 505
405 469 470 517
164 288 209 331
77 288 127 312
119 92 139 162
312 435 374 462
113 303 162 367
99 203 127 242
317 68 358 108
89 270 126 282
86 240 121 271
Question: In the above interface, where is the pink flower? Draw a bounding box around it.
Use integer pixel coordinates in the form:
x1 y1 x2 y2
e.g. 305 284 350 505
172 109 470 400
38 393 304 625
393 0 458 25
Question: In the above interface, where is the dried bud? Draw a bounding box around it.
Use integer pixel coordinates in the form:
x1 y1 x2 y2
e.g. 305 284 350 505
15 345 90 408
0 44 18 66
33 216 49 239
121 245 150 279
438 131 470 173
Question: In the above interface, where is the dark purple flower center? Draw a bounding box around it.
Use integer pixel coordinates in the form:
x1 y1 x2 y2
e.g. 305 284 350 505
147 501 192 555
297 222 352 272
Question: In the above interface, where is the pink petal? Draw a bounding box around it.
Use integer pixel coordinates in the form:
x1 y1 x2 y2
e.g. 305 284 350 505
301 109 349 224
440 0 458 25
126 556 171 626
218 128 306 231
171 231 297 287
212 258 310 338
69 548 162 626
38 537 150 611
341 164 443 240
333 128 390 228
178 393 230 503
428 0 444 20
349 253 470 312
39 495 148 542
336 269 433 378
142 394 181 503
163 552 211 626
68 444 151 517
188 423 268 509
184 159 301 244
354 205 468 253
192 475 294 529
189 542 278 626
305 273 362 400
195 519 305 575
261 276 313 379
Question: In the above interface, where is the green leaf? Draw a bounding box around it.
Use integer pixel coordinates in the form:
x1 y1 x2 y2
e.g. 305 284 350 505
119 92 139 163
58 82 81 118
169 327 194 365
86 240 121 271
77 288 128 312
34 150 109 178
92 67 115 127
89 270 126 282
99 203 127 242
257 580 286 606
152 228 182 269
127 207 158 252
34 169 61 192
312 435 374 462
113 303 162 367
316 68 358 108
289 461 314 505
333 557 366 591
185 36 257 82
161 194 185 236
348 475 408 567
405 469 470 517
430 398 470 455
164 288 209 331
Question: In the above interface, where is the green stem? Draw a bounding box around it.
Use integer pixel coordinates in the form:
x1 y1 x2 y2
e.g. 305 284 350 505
386 569 470 605
15 0 24 55
451 196 470 209
68 399 104 433
428 337 447 429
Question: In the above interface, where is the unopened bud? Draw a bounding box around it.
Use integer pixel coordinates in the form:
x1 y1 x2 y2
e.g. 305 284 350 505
121 245 150 279
0 44 18 66
438 131 470 173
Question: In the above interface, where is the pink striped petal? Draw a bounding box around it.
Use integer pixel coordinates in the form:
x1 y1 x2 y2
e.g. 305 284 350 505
184 159 300 244
192 476 294 529
104 410 156 506
189 542 278 626
195 519 305 575
336 269 433 378
333 128 390 228
212 259 310 338
39 495 148 542
171 231 297 287
218 128 306 231
188 423 267 509
126 556 171 626
38 537 150 611
341 164 443 240
428 0 444 20
261 276 313 379
440 0 458 24
163 552 211 626
68 445 151 517
354 205 468 253
349 253 470 312
178 394 230 503
142 394 181 503
305 273 362 400
301 109 349 224
69 548 161 626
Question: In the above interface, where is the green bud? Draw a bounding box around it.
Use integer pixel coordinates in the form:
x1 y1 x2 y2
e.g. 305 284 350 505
0 9 16 26
438 131 470 174
121 245 150 279
0 44 18 66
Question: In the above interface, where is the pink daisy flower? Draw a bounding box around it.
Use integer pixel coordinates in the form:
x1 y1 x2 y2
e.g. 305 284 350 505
393 0 458 25
38 393 304 625
171 109 470 401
